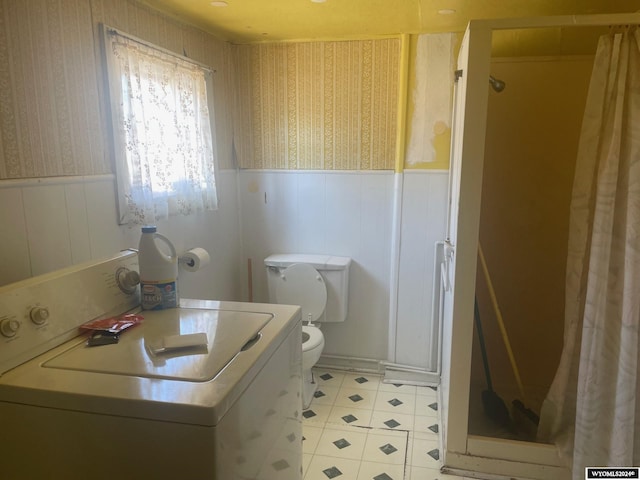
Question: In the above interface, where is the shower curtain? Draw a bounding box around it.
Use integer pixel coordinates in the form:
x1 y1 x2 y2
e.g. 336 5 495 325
537 27 640 477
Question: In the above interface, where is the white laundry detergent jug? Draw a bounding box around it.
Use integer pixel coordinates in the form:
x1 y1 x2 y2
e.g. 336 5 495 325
138 226 179 310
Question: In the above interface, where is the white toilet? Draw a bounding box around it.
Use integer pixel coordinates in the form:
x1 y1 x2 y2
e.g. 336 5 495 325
265 254 351 409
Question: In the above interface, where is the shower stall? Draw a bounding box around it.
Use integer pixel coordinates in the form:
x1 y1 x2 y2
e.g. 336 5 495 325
439 13 640 479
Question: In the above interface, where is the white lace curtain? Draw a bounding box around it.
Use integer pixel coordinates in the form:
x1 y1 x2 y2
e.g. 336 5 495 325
538 27 640 476
104 27 218 225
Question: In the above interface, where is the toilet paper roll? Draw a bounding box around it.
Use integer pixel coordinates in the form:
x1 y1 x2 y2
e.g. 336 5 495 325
179 248 210 272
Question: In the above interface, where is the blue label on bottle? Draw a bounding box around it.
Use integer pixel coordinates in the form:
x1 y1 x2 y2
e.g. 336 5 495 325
141 281 178 310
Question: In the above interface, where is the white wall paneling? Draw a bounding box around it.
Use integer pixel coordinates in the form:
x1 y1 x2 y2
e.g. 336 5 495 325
386 173 404 364
239 170 394 361
64 183 92 265
0 172 243 303
22 183 74 277
175 169 244 301
2 168 448 371
394 170 448 370
239 169 448 366
83 177 131 260
0 187 31 284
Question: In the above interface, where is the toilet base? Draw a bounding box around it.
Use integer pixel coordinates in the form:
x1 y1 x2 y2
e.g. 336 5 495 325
302 368 318 410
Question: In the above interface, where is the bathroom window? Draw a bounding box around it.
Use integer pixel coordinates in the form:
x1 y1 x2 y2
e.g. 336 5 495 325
103 26 218 225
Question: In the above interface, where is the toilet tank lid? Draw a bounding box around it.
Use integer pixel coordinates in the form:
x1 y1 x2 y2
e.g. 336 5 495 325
264 254 351 271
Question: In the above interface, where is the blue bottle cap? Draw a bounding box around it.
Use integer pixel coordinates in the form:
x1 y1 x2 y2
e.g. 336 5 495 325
141 226 157 233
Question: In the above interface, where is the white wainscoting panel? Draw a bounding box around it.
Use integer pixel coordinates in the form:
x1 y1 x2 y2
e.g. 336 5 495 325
0 171 243 303
239 170 394 361
64 182 92 265
0 167 448 365
84 177 127 260
22 184 73 276
0 187 31 284
394 170 448 370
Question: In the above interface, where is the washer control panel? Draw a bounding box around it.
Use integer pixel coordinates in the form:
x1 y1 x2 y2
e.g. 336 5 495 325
0 251 140 375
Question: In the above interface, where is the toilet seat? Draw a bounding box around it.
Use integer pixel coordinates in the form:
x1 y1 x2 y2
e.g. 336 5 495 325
302 325 324 351
275 263 327 323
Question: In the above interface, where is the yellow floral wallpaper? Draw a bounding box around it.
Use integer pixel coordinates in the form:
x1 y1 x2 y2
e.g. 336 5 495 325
233 39 400 170
0 0 400 177
0 0 235 179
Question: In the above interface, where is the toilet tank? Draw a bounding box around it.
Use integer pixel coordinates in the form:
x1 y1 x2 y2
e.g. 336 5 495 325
264 254 351 323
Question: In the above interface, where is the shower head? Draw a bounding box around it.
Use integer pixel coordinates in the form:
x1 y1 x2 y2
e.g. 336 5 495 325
489 75 506 93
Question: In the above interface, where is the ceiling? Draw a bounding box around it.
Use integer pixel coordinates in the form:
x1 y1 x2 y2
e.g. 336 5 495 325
141 0 639 44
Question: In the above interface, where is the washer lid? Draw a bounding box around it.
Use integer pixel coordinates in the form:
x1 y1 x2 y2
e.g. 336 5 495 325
42 308 272 382
275 263 327 323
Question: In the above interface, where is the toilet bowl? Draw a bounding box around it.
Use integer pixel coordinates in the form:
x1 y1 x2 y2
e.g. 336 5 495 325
265 254 351 409
302 325 324 370
302 325 325 407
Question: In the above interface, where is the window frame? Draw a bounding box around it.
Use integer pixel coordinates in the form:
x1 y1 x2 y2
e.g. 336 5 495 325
101 24 219 226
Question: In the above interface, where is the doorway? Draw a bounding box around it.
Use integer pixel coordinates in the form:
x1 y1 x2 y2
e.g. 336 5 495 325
469 31 599 442
439 14 640 479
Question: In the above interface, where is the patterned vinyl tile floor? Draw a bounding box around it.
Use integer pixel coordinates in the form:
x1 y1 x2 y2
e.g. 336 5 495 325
302 368 472 480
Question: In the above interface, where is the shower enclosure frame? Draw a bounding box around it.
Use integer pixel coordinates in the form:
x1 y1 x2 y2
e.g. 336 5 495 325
440 13 640 479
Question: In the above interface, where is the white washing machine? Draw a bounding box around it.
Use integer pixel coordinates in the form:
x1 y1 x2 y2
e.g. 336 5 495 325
0 251 302 480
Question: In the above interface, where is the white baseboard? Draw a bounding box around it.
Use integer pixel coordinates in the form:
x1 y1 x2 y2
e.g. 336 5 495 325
383 367 440 386
317 354 384 374
315 356 442 388
381 362 440 386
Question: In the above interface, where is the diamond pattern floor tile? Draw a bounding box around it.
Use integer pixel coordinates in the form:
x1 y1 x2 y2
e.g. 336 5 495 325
357 461 405 480
316 370 346 388
327 405 374 428
305 455 361 480
313 385 340 405
361 431 408 465
370 410 416 431
303 404 333 425
374 391 417 415
378 381 418 395
303 368 443 480
334 387 376 410
342 373 381 391
414 415 441 434
315 427 368 460
410 436 441 469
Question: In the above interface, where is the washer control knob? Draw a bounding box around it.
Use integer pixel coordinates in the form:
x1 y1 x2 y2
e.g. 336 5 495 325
0 318 20 338
30 306 50 325
116 268 140 294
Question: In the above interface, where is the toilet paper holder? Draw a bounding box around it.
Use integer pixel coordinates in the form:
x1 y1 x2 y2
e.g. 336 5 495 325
178 248 210 272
